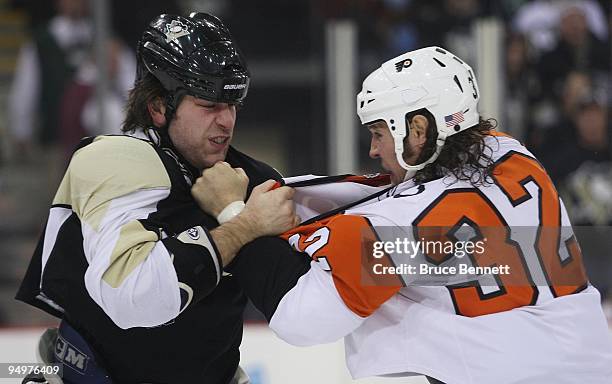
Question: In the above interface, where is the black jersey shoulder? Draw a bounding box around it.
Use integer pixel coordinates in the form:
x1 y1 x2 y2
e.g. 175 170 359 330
226 146 282 187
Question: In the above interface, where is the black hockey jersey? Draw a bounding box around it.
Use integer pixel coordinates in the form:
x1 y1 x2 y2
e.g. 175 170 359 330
16 129 285 383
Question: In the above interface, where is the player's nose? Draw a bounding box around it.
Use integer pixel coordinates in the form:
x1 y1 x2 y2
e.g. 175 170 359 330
369 139 379 159
215 104 236 132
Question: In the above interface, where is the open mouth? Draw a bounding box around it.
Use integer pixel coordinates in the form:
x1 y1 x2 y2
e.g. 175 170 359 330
209 136 229 146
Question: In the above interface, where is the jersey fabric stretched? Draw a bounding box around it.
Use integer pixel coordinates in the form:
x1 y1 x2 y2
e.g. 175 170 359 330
16 129 284 383
268 133 612 384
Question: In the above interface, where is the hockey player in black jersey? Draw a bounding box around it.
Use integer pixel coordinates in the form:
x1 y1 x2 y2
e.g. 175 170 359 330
16 12 306 384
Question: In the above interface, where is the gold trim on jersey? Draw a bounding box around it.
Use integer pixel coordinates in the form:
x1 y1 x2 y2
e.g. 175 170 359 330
55 136 171 231
103 220 159 288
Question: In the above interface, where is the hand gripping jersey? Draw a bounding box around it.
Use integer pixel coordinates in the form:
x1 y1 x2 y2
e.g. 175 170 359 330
268 133 612 384
16 130 283 383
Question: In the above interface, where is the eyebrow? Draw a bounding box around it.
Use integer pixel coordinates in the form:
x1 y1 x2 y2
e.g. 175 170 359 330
194 99 215 105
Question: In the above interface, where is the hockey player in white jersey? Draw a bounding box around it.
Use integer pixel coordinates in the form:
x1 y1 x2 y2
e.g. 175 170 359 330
193 47 612 384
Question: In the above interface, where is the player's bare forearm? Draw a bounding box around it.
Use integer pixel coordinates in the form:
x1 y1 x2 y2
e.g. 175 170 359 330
210 215 259 267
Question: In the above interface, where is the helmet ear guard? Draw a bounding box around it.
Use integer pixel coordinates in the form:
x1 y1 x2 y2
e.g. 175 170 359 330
357 46 480 174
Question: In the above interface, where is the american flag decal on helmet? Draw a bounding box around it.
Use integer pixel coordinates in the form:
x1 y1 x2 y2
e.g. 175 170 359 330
445 112 465 127
395 58 413 72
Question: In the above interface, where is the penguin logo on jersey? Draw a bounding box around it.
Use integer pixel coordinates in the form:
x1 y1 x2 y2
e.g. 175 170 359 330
187 227 200 241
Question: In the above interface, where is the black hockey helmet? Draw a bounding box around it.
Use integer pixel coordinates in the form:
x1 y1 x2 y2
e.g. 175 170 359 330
137 12 250 113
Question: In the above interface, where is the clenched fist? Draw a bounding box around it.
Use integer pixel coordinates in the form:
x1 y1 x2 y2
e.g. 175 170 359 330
191 161 249 217
239 180 301 237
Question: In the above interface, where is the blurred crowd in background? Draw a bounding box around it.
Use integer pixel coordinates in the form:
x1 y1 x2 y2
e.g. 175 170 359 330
0 0 609 325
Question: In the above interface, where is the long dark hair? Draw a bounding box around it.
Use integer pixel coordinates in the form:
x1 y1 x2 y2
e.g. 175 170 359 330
406 109 498 186
122 73 168 133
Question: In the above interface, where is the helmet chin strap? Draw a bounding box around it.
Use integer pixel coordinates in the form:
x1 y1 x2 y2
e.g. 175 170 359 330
395 133 447 181
151 88 200 177
163 89 189 126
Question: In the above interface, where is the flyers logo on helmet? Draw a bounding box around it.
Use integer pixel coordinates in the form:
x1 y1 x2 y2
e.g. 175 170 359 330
395 58 413 72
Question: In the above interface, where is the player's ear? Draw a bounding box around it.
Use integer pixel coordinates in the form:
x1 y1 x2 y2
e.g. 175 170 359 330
409 114 429 146
147 97 167 128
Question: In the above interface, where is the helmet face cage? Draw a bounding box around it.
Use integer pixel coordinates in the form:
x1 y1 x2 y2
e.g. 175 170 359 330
136 13 250 108
357 46 480 174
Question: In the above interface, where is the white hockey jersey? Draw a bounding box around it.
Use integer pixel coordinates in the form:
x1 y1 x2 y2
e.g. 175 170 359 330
270 133 612 384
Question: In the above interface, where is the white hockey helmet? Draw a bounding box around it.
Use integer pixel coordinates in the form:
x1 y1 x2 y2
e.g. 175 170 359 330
357 46 480 173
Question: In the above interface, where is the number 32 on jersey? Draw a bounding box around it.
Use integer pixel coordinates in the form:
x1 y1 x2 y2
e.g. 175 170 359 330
414 151 588 317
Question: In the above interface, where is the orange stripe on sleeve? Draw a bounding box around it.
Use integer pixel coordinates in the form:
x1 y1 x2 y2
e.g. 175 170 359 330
282 214 402 317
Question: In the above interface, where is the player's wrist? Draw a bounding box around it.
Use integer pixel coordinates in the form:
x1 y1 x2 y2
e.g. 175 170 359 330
216 201 246 223
211 215 259 267
232 208 262 239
